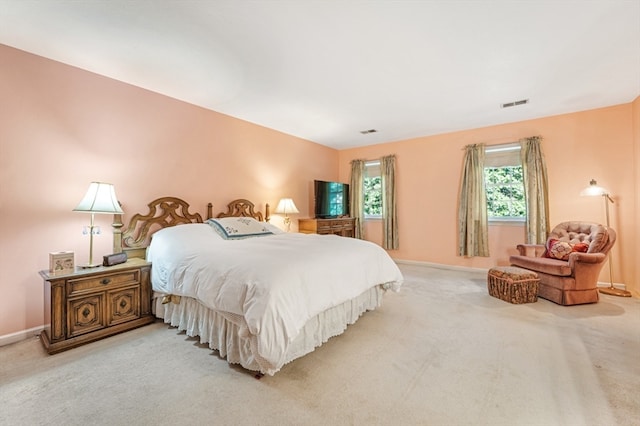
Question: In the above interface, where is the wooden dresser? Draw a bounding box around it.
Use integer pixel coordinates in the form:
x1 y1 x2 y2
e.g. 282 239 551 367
298 217 356 238
39 258 154 354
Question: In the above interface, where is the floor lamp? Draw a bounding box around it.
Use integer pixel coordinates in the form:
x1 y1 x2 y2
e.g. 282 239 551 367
580 179 631 297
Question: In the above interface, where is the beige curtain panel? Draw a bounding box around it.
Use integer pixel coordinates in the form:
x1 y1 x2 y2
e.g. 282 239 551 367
458 144 489 257
350 159 365 239
381 155 399 250
520 136 550 244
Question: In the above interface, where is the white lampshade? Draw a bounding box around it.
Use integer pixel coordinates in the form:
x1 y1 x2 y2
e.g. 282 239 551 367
580 179 610 197
274 198 299 215
73 182 123 214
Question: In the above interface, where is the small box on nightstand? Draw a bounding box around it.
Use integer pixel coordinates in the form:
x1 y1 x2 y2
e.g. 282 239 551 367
49 251 74 275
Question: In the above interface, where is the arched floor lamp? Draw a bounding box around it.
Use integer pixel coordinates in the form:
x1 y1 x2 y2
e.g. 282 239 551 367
580 179 630 297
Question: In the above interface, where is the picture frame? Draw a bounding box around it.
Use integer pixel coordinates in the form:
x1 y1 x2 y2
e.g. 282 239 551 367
49 251 75 274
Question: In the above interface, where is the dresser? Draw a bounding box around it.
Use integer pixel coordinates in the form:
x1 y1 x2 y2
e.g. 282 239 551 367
39 258 154 354
298 217 356 238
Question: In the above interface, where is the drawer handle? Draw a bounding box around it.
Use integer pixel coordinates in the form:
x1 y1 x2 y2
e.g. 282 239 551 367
101 278 111 285
120 300 127 308
82 308 90 318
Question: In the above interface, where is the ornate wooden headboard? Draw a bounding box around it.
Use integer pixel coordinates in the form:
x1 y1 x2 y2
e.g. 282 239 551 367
216 198 270 222
113 197 270 259
113 197 209 258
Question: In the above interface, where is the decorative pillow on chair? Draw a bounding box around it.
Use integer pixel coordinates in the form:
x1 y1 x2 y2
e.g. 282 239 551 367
545 239 590 260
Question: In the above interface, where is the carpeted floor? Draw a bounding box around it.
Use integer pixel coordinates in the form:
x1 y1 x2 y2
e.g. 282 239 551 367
1 264 638 426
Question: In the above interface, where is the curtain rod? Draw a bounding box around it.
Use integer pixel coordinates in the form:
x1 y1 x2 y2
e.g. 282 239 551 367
462 136 541 150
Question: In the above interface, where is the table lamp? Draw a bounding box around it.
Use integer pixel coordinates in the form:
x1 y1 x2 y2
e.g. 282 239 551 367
274 198 299 232
73 182 124 268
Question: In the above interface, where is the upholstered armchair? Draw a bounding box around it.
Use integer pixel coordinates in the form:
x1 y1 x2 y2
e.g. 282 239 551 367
509 222 616 306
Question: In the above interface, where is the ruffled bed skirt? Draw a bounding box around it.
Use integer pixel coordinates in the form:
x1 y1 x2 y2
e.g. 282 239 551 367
153 286 385 375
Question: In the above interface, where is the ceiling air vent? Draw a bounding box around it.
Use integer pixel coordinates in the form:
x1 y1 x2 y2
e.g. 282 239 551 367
501 99 529 108
360 129 378 135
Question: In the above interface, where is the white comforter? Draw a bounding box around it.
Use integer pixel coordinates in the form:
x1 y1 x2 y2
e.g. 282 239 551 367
147 223 403 372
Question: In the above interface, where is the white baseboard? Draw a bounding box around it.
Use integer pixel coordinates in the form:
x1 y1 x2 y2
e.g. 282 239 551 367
393 260 631 291
0 326 43 347
393 258 488 274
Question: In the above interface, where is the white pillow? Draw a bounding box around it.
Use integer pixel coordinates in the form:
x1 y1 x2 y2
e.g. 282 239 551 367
151 222 221 239
261 221 284 235
147 223 223 263
206 217 275 239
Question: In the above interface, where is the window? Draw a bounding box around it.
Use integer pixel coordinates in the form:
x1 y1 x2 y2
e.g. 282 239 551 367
484 144 525 222
364 161 382 218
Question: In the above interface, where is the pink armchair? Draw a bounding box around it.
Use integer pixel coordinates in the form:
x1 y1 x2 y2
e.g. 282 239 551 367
509 222 616 306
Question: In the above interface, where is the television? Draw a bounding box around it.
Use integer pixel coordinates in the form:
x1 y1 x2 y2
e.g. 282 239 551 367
314 180 350 219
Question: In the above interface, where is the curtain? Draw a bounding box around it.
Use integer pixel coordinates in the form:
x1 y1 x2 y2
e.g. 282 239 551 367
381 155 399 250
458 144 489 257
520 136 550 244
350 159 365 239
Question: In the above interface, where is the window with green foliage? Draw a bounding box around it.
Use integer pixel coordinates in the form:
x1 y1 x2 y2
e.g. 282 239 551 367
485 166 525 219
484 145 525 221
364 161 382 217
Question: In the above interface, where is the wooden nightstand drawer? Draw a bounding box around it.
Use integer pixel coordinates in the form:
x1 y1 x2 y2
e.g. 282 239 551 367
68 269 140 296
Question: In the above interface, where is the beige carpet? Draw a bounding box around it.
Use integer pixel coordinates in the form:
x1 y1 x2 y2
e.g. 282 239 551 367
1 264 638 426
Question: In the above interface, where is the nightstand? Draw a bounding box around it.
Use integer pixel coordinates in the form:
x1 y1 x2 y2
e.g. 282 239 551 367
39 258 155 354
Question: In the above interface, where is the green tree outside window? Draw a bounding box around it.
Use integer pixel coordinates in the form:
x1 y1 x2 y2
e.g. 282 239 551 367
484 166 525 218
364 176 382 216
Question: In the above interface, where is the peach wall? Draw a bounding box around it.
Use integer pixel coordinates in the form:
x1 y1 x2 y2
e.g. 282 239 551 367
0 45 338 338
339 103 638 295
634 96 640 293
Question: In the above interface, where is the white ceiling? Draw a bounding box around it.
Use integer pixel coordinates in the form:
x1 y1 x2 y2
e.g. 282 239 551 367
2 1 639 149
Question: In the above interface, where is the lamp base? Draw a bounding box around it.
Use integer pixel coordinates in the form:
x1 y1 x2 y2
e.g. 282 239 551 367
599 286 632 297
79 263 102 269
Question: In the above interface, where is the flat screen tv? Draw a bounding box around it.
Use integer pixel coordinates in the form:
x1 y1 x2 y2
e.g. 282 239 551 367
314 180 350 219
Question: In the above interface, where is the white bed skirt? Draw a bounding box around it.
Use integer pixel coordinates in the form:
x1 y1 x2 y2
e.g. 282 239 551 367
153 286 385 375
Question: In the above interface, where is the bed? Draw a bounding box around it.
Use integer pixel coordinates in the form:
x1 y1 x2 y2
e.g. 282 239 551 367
113 197 403 376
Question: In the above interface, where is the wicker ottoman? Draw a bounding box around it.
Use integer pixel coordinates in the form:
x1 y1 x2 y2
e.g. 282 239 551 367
488 266 539 304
